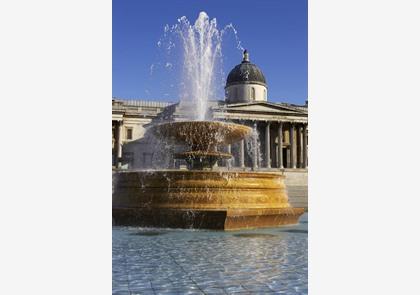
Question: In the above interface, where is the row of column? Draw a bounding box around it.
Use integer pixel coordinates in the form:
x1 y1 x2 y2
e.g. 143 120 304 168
233 121 307 170
277 122 308 169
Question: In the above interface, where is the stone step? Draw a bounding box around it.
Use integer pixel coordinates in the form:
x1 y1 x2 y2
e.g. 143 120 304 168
289 202 307 207
289 200 308 206
289 196 307 201
287 188 308 193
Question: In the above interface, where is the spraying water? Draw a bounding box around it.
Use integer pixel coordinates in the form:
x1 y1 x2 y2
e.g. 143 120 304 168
177 12 221 120
144 11 264 170
153 11 243 121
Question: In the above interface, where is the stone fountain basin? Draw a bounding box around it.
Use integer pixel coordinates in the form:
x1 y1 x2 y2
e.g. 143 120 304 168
174 151 232 159
113 170 304 230
150 121 252 150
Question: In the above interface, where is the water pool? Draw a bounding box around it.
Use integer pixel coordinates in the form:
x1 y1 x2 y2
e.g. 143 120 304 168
113 213 307 294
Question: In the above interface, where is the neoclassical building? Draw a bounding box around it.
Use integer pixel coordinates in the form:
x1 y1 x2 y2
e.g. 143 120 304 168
112 50 308 207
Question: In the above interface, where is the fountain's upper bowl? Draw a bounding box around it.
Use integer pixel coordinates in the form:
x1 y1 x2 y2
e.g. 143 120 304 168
150 121 252 150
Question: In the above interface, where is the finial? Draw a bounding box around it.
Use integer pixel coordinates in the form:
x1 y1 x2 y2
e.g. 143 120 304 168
242 49 249 62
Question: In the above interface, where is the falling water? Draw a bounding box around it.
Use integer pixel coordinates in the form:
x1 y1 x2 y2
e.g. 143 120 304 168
246 127 263 170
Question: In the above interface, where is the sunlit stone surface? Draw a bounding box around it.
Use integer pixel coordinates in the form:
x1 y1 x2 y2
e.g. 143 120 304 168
151 121 252 170
151 121 252 149
112 214 307 295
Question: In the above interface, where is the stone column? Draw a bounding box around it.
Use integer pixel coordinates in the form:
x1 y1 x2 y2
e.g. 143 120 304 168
239 139 245 168
303 124 308 169
252 122 258 170
289 123 296 169
265 122 271 168
297 125 302 168
112 122 116 167
278 122 283 169
116 120 123 168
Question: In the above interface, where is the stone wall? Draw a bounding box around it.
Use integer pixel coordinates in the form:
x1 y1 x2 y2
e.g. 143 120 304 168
284 169 308 210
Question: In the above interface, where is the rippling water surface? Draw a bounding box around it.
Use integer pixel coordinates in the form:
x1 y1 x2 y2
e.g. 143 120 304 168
113 213 307 295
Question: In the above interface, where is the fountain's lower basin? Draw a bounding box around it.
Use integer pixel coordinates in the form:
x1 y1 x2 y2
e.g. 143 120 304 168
113 170 304 230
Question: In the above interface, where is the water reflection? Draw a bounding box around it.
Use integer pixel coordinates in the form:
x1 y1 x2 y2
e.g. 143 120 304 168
233 233 277 238
129 231 168 236
113 214 308 294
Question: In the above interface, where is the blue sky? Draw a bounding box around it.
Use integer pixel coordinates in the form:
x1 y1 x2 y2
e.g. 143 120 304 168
113 0 307 105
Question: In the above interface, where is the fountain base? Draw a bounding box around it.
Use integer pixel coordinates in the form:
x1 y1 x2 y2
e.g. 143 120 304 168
113 207 304 230
113 170 304 230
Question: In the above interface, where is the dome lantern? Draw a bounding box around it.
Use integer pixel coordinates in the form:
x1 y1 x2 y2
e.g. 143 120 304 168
225 50 268 103
242 49 250 63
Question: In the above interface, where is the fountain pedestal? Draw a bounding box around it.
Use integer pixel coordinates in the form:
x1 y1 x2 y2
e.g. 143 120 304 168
113 207 303 230
113 170 304 230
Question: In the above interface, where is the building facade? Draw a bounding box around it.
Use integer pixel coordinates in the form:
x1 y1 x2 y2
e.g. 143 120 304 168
112 51 308 208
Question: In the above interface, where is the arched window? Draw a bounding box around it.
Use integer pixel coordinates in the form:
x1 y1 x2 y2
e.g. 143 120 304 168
251 87 256 100
264 89 267 100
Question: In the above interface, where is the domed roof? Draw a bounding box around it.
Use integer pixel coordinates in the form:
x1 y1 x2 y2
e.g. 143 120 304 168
226 50 267 87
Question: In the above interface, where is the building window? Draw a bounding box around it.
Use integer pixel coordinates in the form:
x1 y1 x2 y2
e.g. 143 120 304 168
126 127 133 140
264 89 267 100
251 87 256 100
234 87 238 99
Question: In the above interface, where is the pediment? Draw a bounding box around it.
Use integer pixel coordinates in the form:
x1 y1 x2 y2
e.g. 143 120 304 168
222 102 307 115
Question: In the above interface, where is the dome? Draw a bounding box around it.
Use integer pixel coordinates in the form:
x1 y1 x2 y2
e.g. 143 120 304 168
226 50 267 87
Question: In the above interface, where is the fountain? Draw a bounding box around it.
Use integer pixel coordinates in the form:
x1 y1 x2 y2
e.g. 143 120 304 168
152 121 250 170
112 12 304 230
